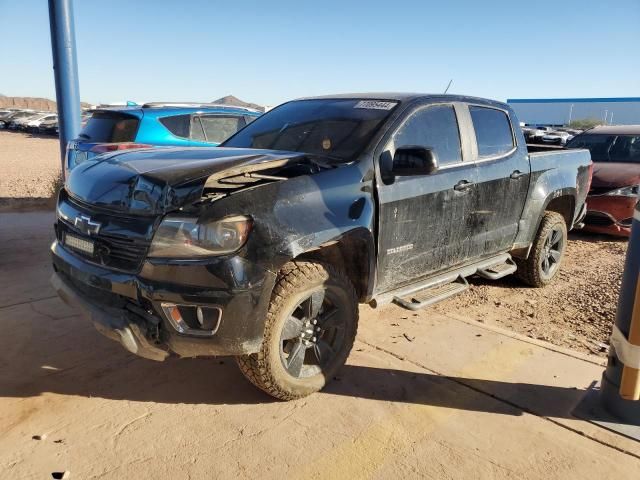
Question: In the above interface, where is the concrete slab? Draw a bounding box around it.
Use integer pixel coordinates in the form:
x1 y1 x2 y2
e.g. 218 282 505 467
1 211 638 479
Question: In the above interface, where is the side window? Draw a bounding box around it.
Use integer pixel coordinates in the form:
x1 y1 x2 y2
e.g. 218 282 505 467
159 114 190 138
190 116 206 141
610 136 640 163
199 115 246 143
391 105 462 166
469 106 515 158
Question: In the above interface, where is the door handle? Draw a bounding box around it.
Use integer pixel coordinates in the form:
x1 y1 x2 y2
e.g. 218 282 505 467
454 180 474 191
510 170 526 179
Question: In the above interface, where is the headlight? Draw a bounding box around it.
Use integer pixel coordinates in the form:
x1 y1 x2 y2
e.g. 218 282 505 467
603 185 640 197
148 215 252 258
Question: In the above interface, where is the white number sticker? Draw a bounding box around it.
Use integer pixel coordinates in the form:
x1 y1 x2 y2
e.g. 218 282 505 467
354 100 397 110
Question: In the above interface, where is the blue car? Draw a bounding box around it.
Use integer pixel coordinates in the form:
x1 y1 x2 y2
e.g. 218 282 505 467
66 102 262 171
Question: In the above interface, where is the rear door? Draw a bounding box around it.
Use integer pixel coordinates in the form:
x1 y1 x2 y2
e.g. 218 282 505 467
466 105 530 257
375 102 478 293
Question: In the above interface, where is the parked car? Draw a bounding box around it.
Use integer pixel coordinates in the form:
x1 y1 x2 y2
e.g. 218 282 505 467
66 103 262 172
2 110 36 129
13 112 51 130
526 126 554 143
26 113 58 133
566 125 640 236
542 131 573 146
38 116 59 135
50 93 591 399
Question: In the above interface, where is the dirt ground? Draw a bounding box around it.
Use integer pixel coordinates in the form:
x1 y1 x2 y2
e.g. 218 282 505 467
0 131 628 358
0 130 60 200
435 233 627 357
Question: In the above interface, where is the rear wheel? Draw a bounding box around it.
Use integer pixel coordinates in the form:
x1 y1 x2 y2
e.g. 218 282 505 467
236 260 358 400
515 211 567 287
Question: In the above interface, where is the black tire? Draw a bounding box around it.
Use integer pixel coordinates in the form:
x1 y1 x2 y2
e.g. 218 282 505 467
236 260 358 400
515 211 567 287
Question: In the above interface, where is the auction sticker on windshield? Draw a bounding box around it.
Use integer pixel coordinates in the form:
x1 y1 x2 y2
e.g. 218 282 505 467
354 100 397 110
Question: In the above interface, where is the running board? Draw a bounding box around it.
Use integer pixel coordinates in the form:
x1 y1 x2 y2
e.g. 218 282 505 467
393 276 469 311
476 258 517 280
371 253 513 309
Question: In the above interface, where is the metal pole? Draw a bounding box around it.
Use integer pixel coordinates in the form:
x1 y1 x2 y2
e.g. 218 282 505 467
48 0 81 180
568 104 574 125
601 202 640 424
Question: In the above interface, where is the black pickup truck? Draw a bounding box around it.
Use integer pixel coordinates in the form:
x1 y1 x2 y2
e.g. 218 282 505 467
51 94 592 399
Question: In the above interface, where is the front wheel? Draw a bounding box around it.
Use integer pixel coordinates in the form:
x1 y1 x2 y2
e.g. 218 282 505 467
236 260 358 400
515 211 567 287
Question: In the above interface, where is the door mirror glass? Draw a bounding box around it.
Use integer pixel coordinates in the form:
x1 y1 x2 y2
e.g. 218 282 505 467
392 146 439 176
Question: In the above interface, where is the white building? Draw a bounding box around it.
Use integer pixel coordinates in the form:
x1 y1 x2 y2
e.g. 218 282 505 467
507 97 640 126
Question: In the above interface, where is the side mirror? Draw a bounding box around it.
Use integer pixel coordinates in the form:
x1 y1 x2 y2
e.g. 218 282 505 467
392 146 439 176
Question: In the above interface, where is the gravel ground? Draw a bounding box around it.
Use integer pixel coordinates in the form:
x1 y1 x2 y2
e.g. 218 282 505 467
0 131 627 357
0 130 60 200
434 232 627 357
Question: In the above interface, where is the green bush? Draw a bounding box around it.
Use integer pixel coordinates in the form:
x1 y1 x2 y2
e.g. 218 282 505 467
568 118 602 130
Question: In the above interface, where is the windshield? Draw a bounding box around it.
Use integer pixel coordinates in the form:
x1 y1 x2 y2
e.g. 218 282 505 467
222 98 399 161
567 134 640 163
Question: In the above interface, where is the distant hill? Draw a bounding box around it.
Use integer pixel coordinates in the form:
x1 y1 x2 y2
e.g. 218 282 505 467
212 95 264 112
0 96 91 112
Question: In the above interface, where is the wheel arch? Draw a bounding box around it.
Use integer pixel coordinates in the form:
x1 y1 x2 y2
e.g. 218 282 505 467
292 227 376 303
544 193 576 228
511 189 577 260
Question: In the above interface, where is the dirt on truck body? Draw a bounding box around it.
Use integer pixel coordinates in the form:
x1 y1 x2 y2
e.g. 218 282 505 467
50 93 592 399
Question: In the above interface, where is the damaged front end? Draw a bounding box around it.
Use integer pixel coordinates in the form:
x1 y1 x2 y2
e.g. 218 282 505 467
51 147 341 360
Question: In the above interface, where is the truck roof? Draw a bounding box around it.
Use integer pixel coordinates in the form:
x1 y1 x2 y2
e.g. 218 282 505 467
296 92 509 108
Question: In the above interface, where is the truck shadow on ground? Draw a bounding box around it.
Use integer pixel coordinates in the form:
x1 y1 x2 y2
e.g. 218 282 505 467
0 322 590 419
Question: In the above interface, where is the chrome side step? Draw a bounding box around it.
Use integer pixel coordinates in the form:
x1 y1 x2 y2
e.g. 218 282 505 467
476 258 517 280
393 276 469 311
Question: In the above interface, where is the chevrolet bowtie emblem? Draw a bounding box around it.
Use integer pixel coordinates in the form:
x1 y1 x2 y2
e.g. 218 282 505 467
74 215 101 236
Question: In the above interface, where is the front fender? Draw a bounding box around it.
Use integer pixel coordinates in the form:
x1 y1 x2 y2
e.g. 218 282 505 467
196 162 377 275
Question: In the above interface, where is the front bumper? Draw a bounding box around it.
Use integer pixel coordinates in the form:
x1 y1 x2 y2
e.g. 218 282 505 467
582 195 637 237
51 239 277 359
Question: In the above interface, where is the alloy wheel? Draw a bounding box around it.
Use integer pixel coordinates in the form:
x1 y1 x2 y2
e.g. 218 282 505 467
540 226 564 279
279 288 346 378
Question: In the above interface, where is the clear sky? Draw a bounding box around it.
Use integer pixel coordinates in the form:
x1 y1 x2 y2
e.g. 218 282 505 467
1 0 638 106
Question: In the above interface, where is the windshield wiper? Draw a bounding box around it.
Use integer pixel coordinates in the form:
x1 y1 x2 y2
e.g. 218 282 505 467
306 153 344 168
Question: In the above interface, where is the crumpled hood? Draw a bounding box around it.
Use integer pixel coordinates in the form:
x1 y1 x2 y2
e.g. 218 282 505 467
65 147 308 214
591 162 640 189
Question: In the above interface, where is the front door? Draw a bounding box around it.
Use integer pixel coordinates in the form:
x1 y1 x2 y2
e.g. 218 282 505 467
375 103 478 294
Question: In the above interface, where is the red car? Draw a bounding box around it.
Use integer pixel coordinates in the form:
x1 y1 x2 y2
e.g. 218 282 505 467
567 125 640 237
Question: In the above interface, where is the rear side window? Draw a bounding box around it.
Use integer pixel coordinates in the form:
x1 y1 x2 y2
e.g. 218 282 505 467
566 134 615 162
390 104 462 166
469 106 514 158
610 135 640 163
198 115 246 143
190 116 206 141
79 111 139 142
160 114 190 138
